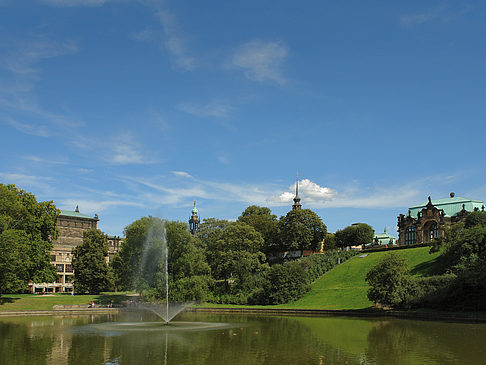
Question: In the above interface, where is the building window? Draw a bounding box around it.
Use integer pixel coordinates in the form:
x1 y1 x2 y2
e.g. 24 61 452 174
405 226 416 245
56 264 64 273
64 276 72 283
51 255 56 262
65 264 73 273
430 223 438 240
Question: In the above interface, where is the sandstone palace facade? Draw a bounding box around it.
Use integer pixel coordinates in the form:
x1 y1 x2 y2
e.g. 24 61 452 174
397 193 485 245
29 207 123 293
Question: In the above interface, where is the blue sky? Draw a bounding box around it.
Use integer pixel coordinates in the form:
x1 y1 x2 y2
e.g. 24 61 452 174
1 0 486 236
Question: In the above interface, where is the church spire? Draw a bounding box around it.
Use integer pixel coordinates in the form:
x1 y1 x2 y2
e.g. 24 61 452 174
292 173 302 210
189 200 200 235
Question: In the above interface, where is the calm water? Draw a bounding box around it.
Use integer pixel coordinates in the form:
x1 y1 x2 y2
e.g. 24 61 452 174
1 311 486 365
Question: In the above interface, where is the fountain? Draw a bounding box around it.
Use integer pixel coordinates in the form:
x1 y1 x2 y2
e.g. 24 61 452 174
137 217 188 325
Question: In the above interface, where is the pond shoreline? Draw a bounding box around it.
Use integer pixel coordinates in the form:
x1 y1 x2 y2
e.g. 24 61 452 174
1 306 486 323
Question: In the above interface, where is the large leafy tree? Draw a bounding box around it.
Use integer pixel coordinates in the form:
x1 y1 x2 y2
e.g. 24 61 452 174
206 221 267 291
238 205 278 252
72 229 113 294
335 223 374 250
278 209 327 251
0 184 58 295
111 217 212 301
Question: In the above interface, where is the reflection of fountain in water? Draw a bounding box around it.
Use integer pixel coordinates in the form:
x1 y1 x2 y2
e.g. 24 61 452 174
138 218 188 324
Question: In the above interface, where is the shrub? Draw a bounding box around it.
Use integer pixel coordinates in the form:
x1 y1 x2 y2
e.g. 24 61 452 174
366 253 415 308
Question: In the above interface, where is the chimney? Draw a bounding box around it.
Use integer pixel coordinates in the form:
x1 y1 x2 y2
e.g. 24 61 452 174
450 192 455 198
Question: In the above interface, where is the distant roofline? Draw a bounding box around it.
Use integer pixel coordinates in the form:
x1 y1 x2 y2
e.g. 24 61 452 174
409 196 483 209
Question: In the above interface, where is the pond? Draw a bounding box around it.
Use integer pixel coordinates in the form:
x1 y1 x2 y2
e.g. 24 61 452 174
1 311 486 364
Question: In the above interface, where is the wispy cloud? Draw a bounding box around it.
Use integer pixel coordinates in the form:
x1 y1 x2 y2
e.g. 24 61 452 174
23 155 69 165
227 40 288 84
155 10 196 71
2 37 77 76
172 171 194 179
58 198 144 215
2 116 51 137
268 178 422 209
0 37 83 136
39 0 108 7
0 172 53 193
72 131 156 165
400 5 472 26
177 99 232 118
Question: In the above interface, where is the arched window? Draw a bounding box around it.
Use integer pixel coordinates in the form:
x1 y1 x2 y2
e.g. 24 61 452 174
405 226 416 245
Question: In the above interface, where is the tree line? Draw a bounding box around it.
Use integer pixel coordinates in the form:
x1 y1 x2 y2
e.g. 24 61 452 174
0 183 373 305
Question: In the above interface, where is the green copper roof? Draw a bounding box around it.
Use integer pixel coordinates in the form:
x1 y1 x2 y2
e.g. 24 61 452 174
59 210 98 220
409 196 484 218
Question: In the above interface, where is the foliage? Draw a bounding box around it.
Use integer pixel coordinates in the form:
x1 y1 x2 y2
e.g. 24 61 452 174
465 210 486 228
238 205 279 252
366 253 415 308
278 209 327 251
323 233 337 250
0 184 58 295
111 217 212 301
335 223 374 249
72 229 113 294
111 216 160 291
206 221 267 293
260 261 310 304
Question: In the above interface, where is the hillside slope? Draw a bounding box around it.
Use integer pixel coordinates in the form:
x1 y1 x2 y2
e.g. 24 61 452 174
280 247 440 310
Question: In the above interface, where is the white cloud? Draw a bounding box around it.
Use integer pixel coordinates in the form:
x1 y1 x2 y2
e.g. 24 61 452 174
227 40 288 84
177 100 232 118
172 171 193 179
269 179 337 206
217 154 230 165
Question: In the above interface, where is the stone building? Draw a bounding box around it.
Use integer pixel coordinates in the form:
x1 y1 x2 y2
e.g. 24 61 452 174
30 206 123 293
397 193 485 245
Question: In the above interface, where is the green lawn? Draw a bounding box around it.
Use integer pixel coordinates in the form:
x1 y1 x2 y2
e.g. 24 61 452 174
0 293 130 312
282 246 441 310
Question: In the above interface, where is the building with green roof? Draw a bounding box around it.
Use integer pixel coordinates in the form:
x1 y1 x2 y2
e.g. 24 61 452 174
397 192 485 245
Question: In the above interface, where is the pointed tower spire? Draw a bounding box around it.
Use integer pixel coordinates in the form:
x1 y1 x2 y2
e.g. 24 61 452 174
292 173 302 210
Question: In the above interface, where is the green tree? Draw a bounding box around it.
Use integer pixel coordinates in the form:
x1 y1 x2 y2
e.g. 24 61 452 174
0 184 57 295
366 253 414 308
465 211 486 229
335 223 374 250
207 221 267 292
278 209 327 251
323 232 337 250
261 261 310 304
111 217 212 301
72 229 113 294
238 206 278 252
111 216 156 291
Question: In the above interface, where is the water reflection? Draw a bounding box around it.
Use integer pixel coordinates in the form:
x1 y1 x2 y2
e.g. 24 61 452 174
1 312 486 364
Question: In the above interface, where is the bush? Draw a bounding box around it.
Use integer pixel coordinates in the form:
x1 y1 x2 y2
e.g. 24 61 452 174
366 253 415 308
409 274 456 308
260 262 310 304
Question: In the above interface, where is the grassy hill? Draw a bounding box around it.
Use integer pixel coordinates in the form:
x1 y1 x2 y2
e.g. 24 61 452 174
279 246 441 310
